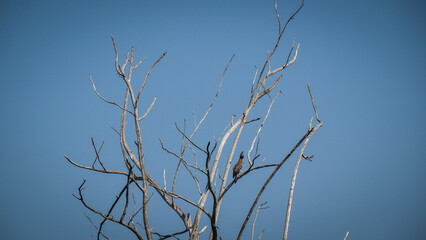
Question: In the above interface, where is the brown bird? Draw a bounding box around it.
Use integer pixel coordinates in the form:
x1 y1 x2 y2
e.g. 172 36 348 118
233 151 244 181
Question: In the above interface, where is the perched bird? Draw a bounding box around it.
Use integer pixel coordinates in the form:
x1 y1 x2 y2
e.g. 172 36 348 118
233 151 244 181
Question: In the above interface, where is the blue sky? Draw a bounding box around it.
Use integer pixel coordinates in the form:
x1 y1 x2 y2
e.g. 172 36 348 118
0 0 425 239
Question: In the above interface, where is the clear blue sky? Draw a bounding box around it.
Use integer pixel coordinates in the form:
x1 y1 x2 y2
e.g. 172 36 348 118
1 0 425 239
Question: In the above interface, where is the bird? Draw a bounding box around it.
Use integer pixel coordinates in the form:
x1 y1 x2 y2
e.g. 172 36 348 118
233 151 244 181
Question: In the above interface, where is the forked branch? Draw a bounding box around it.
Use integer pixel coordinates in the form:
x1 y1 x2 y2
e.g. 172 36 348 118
283 83 322 240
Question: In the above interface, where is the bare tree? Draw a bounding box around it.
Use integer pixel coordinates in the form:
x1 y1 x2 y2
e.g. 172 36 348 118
65 1 323 239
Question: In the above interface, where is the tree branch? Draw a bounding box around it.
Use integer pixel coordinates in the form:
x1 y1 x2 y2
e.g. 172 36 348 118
283 84 322 240
237 129 312 240
251 202 269 240
89 75 134 115
136 52 167 104
72 180 145 240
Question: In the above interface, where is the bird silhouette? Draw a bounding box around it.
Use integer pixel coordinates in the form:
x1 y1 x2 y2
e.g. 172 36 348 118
232 151 244 182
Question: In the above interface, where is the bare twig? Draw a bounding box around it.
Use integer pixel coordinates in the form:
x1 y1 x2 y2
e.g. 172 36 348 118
199 225 208 235
132 57 146 70
155 188 212 220
91 138 106 170
65 155 127 176
138 97 156 121
120 166 133 223
245 118 261 124
172 119 186 194
72 180 144 240
344 231 349 240
205 142 219 240
85 213 111 240
152 229 189 240
172 55 234 220
307 83 320 122
275 0 282 33
251 202 269 240
89 75 134 115
258 229 265 240
175 123 208 154
248 91 280 165
251 66 259 94
159 139 207 175
185 53 235 156
251 1 304 103
136 52 167 104
192 54 235 134
282 123 321 240
189 144 203 195
118 88 133 170
236 129 312 240
283 84 322 240
163 169 167 190
110 34 126 77
97 180 131 239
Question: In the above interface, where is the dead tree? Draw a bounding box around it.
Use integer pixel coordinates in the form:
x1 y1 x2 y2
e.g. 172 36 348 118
65 1 323 239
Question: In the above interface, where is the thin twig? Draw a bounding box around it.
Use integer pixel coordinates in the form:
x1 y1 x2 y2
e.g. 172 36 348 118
120 166 133 223
98 181 132 240
73 180 144 240
189 144 203 195
91 137 106 170
283 84 322 240
307 83 320 123
173 54 234 211
251 202 269 240
89 75 134 115
132 57 146 70
251 66 258 94
237 129 312 240
175 123 208 154
152 229 189 240
258 229 265 240
84 213 111 240
154 188 212 220
65 155 127 176
136 52 167 104
204 142 219 240
163 169 167 190
159 139 207 175
245 118 261 124
138 97 156 121
344 231 349 240
275 0 282 33
248 91 280 164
